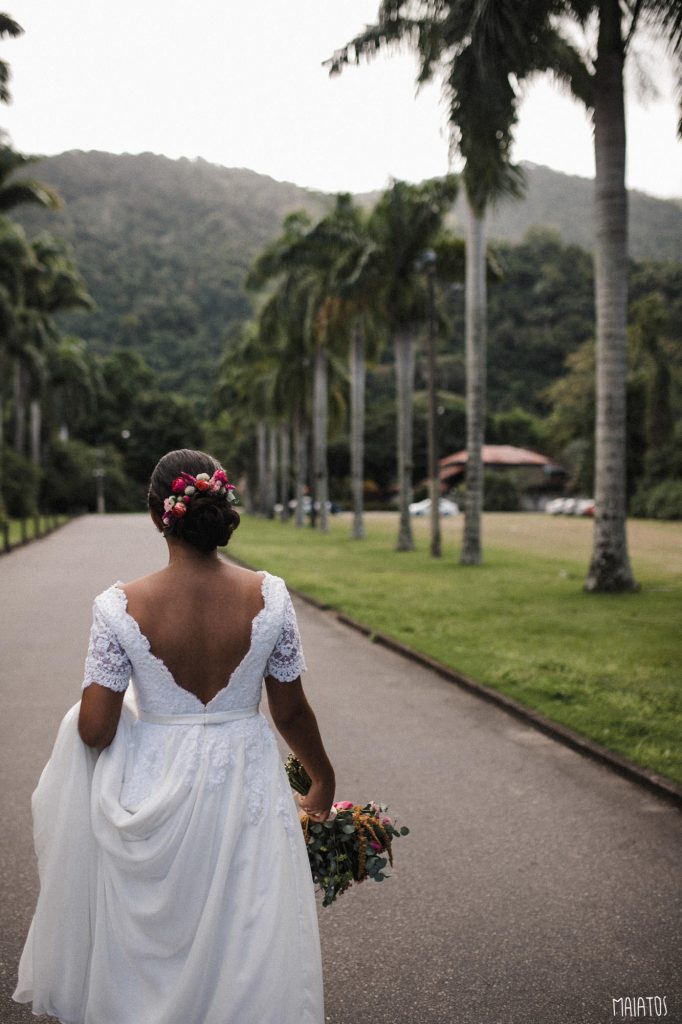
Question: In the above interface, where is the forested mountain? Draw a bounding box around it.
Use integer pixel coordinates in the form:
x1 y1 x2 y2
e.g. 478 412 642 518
14 151 328 393
481 162 682 262
13 150 681 397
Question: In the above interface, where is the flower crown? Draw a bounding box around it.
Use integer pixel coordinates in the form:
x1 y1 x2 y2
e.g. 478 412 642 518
162 469 237 528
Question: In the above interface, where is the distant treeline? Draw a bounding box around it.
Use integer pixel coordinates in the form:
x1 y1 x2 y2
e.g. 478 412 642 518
5 150 681 520
14 150 682 399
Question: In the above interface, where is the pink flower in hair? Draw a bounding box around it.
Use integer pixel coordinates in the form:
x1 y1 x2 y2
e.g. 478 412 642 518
172 502 187 518
212 469 228 485
171 477 186 494
163 497 175 513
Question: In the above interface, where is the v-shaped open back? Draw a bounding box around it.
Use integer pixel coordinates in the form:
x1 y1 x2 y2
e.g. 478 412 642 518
113 572 269 707
84 570 305 717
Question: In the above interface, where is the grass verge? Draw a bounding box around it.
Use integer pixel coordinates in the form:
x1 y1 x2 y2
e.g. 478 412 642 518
229 512 682 785
5 515 68 549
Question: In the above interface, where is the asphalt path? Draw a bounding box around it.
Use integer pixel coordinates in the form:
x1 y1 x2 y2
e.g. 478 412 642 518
1 514 681 1024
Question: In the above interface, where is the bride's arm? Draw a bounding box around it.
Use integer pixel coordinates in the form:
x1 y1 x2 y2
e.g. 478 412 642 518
265 676 335 821
78 600 131 748
79 684 125 748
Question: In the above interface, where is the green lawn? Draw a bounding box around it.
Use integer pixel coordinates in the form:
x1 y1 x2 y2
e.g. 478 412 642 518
5 515 67 549
229 511 682 785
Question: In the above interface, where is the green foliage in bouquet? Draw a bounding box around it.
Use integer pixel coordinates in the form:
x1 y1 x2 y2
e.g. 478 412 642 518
284 754 409 907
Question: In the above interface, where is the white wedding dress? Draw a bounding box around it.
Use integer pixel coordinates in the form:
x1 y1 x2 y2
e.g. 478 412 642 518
13 571 324 1024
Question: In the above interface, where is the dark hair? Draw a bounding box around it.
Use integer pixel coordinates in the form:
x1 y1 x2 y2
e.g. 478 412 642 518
148 448 240 553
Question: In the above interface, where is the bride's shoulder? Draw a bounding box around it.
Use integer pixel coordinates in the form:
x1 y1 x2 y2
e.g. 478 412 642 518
222 563 284 589
91 571 163 615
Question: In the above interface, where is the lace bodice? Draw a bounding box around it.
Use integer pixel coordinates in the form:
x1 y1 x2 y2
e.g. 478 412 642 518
82 571 306 715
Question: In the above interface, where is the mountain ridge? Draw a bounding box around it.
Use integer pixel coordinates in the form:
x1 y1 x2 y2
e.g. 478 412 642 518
11 150 681 396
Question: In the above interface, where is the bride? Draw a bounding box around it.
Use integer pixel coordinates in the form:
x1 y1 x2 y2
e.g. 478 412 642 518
13 448 334 1024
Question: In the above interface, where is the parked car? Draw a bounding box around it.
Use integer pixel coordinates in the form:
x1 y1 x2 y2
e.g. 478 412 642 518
575 499 596 517
545 497 566 515
409 497 460 517
285 497 340 514
545 497 595 516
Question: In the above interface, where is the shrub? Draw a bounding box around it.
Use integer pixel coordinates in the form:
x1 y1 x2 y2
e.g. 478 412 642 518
483 470 522 512
631 479 682 520
41 439 133 513
1 448 42 517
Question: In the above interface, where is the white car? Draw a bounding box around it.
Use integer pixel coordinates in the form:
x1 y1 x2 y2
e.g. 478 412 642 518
409 497 460 517
545 497 567 515
574 499 596 517
545 497 595 516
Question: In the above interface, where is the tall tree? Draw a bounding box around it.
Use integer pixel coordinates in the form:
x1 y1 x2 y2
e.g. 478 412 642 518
18 234 93 467
248 210 353 534
367 176 459 551
326 2 569 562
580 0 680 590
0 147 60 211
0 13 22 105
297 194 384 540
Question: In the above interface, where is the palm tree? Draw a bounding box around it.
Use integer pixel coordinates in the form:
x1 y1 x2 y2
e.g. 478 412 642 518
578 0 680 590
368 176 459 551
0 146 60 211
295 195 384 540
248 211 350 534
0 216 34 512
46 335 101 443
18 234 93 467
326 3 553 563
417 235 466 557
0 13 23 105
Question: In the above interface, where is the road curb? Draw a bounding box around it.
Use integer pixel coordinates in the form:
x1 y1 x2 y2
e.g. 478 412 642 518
227 555 682 811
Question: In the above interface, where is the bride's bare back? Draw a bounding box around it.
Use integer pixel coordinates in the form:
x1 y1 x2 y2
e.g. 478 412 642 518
122 562 266 706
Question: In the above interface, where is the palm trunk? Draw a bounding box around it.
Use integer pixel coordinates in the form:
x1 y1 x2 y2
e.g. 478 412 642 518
243 472 255 515
313 340 329 533
30 398 41 466
460 196 487 565
267 425 277 519
585 0 637 592
14 363 26 457
294 407 307 529
279 422 290 523
350 327 366 540
256 421 267 516
394 330 416 552
0 392 4 517
0 351 5 516
425 269 441 558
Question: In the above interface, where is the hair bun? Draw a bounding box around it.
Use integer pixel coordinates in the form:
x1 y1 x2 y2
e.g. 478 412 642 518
178 493 237 553
148 448 240 553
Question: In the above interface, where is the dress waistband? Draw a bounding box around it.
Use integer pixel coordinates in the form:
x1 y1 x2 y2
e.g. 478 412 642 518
136 704 260 726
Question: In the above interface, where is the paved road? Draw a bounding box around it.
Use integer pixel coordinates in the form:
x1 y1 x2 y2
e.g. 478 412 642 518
1 515 681 1024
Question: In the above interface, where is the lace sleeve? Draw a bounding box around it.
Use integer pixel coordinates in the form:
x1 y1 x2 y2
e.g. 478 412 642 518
82 604 131 692
265 589 307 682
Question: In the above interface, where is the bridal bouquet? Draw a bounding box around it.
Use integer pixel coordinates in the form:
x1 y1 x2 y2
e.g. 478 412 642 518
285 754 409 907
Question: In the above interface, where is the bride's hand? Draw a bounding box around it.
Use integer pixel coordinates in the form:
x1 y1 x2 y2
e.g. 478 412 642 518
297 779 335 823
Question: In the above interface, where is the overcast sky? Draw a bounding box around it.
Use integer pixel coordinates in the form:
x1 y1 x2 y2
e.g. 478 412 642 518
2 0 680 199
